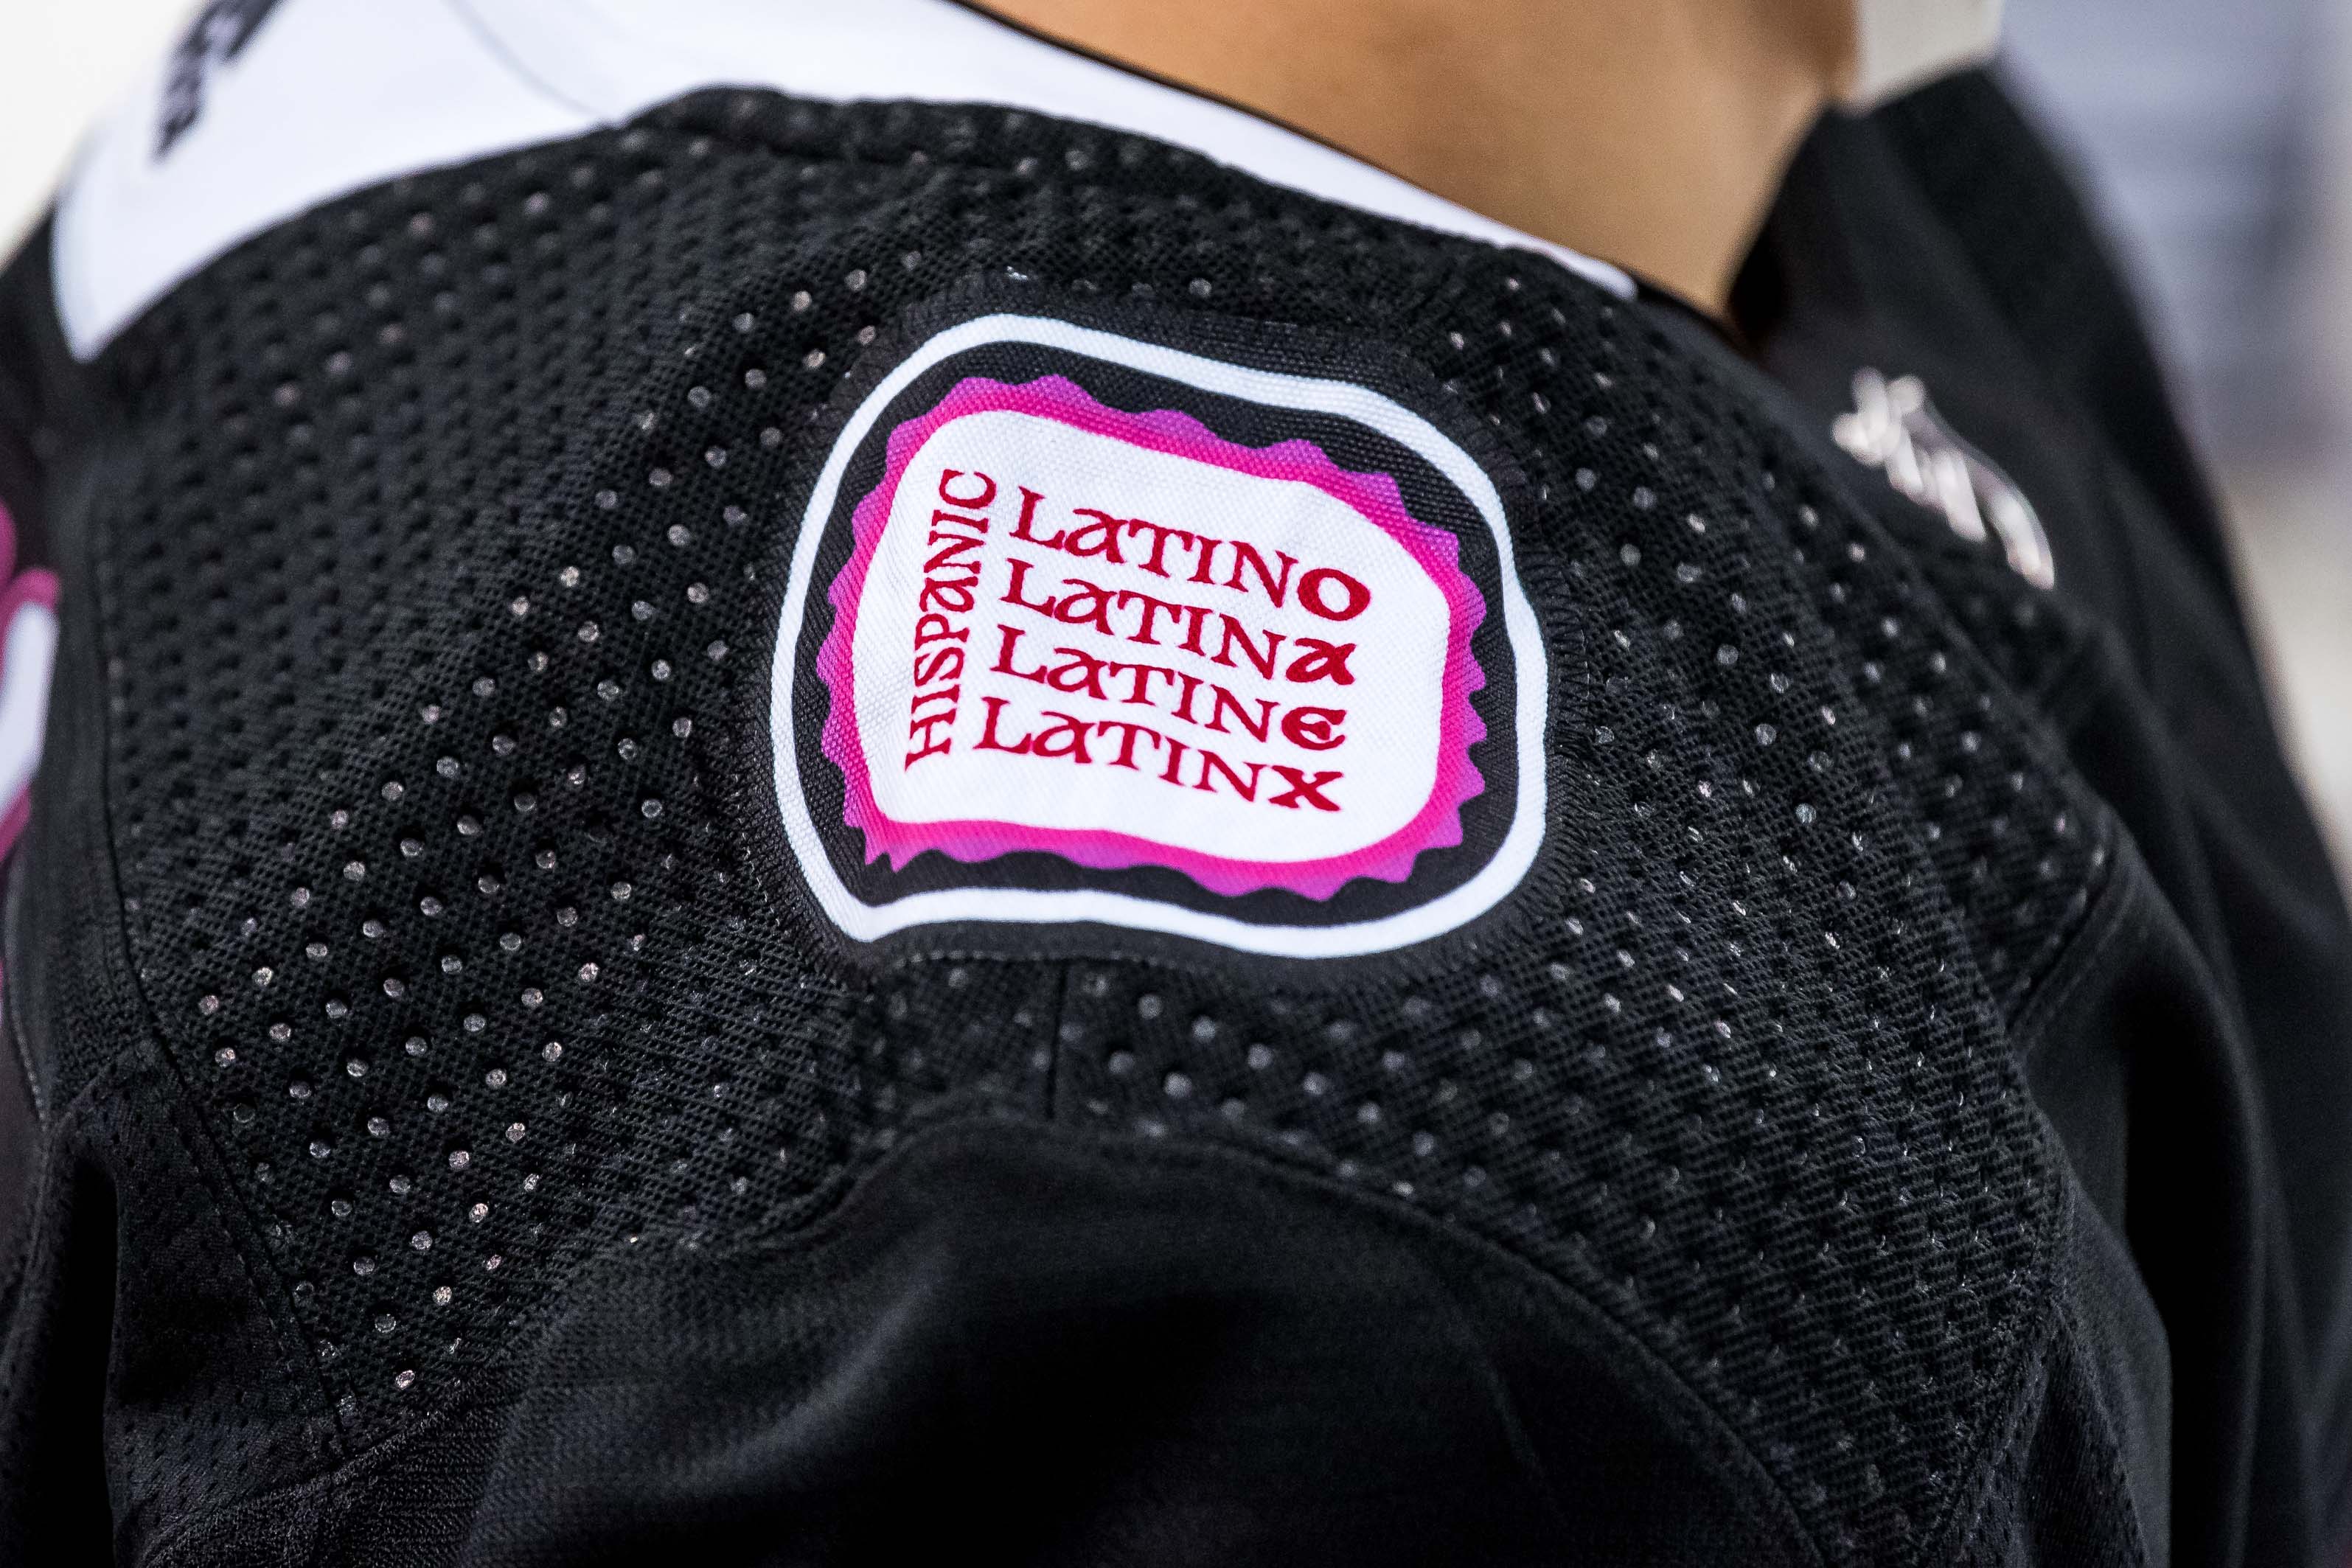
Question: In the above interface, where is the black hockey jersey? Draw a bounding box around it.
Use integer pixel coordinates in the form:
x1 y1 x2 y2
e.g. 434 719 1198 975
0 3 2346 1565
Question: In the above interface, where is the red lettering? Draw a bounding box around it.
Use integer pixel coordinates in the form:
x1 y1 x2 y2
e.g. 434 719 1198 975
1001 557 1060 617
1213 614 1284 680
923 534 985 574
1030 711 1094 764
1224 543 1297 607
1116 588 1189 647
914 615 969 647
1064 509 1132 565
1007 486 1061 546
1298 567 1371 621
1280 706 1347 751
1126 519 1198 579
989 624 1047 683
938 469 997 509
1093 718 1166 770
912 646 964 686
1193 748 1262 801
1116 661 1173 705
918 578 976 616
975 696 1032 754
1269 766 1343 811
1172 672 1203 725
1206 686 1274 742
929 508 987 535
1284 638 1356 685
1177 604 1213 655
905 711 956 767
1045 647 1113 702
1053 576 1118 637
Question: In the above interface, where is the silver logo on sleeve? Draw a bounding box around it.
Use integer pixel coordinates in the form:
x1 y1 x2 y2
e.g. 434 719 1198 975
1833 369 2054 590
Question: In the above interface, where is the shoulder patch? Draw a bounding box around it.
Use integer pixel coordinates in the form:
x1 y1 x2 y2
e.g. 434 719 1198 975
768 310 1550 958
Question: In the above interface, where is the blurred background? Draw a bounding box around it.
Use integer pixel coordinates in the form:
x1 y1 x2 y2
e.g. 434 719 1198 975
2004 0 2352 886
1 0 2347 882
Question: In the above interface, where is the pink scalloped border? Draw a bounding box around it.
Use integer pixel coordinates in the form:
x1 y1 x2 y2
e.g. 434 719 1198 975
814 373 1489 902
0 498 57 864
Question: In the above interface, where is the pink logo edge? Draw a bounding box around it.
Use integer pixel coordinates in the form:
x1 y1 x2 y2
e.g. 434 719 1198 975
0 498 58 864
813 372 1492 904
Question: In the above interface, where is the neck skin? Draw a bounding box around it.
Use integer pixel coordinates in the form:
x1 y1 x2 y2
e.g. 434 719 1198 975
972 0 1851 314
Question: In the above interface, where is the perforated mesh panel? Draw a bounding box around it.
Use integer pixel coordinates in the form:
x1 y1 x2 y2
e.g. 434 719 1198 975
80 91 2112 1561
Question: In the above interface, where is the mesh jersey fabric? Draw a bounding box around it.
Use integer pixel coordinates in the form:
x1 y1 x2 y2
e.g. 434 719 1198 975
0 53 2338 1568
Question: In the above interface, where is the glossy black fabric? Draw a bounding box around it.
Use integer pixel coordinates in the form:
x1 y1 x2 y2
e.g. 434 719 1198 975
0 61 2341 1568
143 1122 1798 1567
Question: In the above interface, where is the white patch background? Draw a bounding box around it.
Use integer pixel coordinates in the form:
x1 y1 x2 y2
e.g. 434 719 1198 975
849 410 1450 868
773 314 1551 958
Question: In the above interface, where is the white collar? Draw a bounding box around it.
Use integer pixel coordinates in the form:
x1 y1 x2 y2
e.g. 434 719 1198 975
54 0 1631 360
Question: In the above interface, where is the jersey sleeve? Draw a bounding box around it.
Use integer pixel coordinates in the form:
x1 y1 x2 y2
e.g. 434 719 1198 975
0 29 2189 1567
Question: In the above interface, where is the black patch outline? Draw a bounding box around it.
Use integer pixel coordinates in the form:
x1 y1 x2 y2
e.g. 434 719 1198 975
748 280 1573 969
792 341 1517 930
